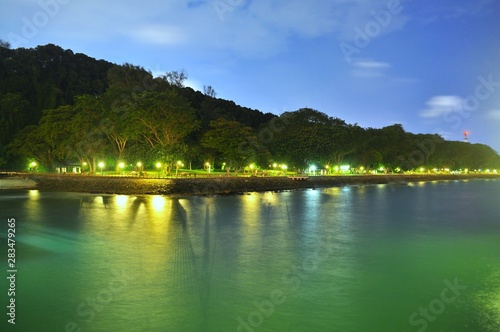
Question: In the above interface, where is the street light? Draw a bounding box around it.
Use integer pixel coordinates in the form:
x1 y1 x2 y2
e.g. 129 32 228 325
205 162 211 173
98 162 105 176
118 162 125 175
29 161 37 173
340 165 350 173
156 162 162 178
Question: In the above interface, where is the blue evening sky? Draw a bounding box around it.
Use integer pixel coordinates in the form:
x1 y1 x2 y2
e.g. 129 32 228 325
1 0 499 151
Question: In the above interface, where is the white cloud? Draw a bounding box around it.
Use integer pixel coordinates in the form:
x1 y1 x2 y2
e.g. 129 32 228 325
420 96 464 118
351 59 390 77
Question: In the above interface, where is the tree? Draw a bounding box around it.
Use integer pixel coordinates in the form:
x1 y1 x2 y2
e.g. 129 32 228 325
203 85 217 98
269 108 334 170
8 125 48 168
201 118 263 172
132 90 199 170
98 90 142 170
107 63 156 92
8 106 75 169
68 95 108 173
0 93 29 165
162 70 188 87
0 39 10 49
325 120 361 167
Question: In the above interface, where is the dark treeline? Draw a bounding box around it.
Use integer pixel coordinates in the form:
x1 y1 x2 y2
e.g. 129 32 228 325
1 43 499 173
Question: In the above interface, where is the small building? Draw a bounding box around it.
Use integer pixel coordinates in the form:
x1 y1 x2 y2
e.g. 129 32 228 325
55 164 82 174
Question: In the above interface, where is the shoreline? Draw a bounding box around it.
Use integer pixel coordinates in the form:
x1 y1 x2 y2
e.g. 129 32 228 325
1 173 499 195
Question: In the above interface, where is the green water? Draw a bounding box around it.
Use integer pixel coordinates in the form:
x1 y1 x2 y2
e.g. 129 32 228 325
0 180 499 331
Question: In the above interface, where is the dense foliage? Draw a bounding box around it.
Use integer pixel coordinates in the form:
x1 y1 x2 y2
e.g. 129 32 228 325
1 43 499 173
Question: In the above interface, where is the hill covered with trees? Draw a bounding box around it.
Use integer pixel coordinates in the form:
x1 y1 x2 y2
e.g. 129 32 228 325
1 43 499 174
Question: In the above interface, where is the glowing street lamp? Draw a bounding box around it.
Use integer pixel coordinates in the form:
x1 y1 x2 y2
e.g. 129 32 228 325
98 162 105 176
205 162 211 173
118 162 125 175
29 161 37 173
156 162 162 177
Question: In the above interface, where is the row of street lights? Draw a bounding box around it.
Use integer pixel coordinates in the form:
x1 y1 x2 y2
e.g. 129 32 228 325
95 161 184 176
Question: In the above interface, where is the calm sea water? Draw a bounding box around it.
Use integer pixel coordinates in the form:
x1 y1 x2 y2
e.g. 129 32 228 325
0 180 499 332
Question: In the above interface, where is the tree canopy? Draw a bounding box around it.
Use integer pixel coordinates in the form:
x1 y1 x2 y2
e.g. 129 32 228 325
1 44 499 173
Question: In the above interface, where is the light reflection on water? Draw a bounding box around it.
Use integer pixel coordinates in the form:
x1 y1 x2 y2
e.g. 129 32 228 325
0 180 499 331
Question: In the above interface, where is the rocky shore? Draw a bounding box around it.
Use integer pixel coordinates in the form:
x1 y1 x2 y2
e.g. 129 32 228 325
0 173 497 195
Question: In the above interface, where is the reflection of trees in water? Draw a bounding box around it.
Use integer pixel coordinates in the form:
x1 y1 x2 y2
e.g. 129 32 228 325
167 198 243 330
187 198 244 330
128 196 147 225
74 194 246 329
79 195 110 209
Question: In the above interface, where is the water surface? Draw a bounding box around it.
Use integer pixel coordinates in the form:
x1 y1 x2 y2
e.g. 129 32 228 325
0 180 499 331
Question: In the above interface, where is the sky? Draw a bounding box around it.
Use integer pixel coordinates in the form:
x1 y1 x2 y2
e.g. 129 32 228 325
1 0 500 151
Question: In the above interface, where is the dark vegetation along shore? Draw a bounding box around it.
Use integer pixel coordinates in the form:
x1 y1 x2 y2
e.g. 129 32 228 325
1 43 500 179
1 173 498 196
